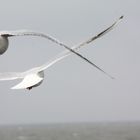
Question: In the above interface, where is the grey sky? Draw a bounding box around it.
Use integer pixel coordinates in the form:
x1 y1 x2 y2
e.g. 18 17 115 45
0 0 139 124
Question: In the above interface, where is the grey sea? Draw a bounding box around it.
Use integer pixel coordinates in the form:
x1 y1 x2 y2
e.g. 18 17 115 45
0 122 140 140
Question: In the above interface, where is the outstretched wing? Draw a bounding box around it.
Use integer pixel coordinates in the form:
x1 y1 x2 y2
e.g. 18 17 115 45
32 50 114 79
11 74 43 89
0 30 102 70
32 16 123 79
0 16 123 71
0 72 24 81
73 16 123 50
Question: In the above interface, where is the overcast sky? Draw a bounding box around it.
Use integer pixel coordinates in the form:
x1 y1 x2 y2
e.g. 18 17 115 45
0 0 139 124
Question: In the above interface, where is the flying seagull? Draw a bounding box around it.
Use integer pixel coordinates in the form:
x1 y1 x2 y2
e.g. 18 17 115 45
0 16 123 90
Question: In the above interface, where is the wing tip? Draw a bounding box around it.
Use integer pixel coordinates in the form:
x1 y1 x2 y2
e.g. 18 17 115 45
119 15 124 20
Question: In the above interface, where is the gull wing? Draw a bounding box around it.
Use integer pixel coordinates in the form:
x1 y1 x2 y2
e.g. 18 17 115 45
31 16 124 79
11 74 43 89
32 51 114 79
73 16 123 50
0 16 123 71
0 72 24 81
0 16 123 50
0 30 100 70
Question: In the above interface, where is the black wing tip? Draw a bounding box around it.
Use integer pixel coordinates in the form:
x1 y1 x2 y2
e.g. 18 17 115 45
119 15 124 19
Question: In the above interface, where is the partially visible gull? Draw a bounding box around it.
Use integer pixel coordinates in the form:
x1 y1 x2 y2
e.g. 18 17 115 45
0 16 123 90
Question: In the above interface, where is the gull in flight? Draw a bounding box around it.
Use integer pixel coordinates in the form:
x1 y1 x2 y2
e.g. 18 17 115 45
0 16 123 90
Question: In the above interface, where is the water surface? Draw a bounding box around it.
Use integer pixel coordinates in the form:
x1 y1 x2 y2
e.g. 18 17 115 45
0 122 140 140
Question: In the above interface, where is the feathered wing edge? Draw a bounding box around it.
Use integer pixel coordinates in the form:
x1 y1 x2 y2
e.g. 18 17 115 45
73 16 123 50
33 16 124 78
0 16 123 51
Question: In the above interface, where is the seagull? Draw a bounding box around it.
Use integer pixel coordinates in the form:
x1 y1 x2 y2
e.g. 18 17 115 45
0 16 123 90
